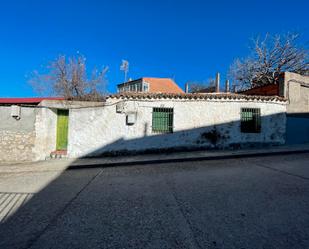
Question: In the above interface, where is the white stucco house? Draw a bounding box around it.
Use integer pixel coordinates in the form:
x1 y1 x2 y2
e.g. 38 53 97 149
0 93 287 162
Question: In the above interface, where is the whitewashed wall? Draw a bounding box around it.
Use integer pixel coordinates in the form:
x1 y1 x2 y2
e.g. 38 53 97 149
33 106 58 161
67 98 286 158
34 100 104 160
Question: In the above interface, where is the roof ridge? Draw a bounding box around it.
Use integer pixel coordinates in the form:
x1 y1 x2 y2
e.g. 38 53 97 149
107 92 286 102
142 77 173 80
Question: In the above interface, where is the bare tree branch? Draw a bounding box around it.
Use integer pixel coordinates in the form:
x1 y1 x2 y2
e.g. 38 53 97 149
229 32 309 90
29 54 109 101
188 78 216 93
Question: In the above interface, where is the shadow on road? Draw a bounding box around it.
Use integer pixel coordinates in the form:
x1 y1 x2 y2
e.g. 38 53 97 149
1 112 309 249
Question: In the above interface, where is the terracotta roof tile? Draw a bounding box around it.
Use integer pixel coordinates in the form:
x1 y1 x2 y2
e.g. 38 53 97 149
108 92 286 102
142 78 184 93
117 77 185 94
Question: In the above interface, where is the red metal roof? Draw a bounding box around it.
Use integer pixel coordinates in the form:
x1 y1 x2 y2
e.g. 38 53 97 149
0 97 64 104
238 84 280 96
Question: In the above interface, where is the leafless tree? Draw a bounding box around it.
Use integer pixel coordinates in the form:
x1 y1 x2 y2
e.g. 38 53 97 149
30 54 109 101
188 78 216 93
229 33 309 90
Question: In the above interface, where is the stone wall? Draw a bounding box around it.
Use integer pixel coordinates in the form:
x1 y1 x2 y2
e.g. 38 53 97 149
0 130 35 162
0 106 37 162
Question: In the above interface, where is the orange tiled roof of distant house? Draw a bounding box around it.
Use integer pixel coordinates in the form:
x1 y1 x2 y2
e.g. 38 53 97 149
142 78 184 93
117 77 185 94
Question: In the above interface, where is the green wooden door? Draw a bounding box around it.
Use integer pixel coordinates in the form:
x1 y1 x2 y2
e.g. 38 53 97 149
56 109 69 150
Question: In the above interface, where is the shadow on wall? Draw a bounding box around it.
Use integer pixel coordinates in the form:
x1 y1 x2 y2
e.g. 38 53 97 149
0 112 296 249
76 112 287 158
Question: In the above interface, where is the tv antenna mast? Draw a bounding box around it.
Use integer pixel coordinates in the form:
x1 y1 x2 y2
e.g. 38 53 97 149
120 59 129 82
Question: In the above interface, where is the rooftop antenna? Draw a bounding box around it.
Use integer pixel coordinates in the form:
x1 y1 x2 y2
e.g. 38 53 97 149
120 59 129 82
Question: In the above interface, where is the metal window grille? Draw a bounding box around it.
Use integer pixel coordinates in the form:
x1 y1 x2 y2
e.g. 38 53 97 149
241 108 261 133
152 107 174 133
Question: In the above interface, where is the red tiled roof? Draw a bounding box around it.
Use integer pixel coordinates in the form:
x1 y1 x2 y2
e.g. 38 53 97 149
0 97 64 104
118 77 185 94
142 78 184 93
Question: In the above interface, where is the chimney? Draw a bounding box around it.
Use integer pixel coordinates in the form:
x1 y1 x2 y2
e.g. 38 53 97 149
225 79 230 93
185 83 189 93
215 72 220 93
232 83 237 93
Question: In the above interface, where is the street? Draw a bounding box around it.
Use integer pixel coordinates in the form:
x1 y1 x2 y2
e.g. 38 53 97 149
0 153 309 249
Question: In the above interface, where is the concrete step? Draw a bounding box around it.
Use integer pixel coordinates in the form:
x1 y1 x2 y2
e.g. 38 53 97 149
50 150 68 159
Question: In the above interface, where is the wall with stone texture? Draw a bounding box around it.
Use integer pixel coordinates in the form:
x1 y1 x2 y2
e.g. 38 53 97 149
0 100 107 162
0 106 37 162
68 97 287 158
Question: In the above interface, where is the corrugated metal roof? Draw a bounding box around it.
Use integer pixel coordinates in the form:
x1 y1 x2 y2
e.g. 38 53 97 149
0 97 64 104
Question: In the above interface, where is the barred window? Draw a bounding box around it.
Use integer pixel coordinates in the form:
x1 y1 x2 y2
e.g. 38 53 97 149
152 107 173 133
241 108 261 133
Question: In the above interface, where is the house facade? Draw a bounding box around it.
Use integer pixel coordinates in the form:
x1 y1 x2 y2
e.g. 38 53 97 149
67 93 286 158
0 99 101 162
0 93 287 162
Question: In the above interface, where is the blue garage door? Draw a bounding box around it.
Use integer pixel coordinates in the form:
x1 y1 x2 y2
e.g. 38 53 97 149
286 114 309 144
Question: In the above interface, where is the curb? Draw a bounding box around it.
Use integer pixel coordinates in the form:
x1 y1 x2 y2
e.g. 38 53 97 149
67 149 309 170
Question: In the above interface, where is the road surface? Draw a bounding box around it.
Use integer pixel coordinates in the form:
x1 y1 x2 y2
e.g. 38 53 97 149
0 153 309 249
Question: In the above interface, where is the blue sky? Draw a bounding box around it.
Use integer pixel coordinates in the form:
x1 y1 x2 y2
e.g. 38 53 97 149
0 0 308 97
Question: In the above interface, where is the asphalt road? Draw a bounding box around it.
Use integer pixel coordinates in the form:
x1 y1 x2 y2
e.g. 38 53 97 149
0 153 309 249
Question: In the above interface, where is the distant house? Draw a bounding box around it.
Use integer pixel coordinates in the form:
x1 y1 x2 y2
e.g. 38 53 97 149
117 77 185 94
239 72 309 144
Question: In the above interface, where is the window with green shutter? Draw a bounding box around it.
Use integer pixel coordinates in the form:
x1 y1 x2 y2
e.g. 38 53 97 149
152 107 174 133
241 108 261 133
